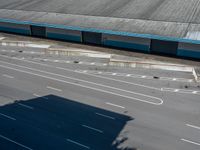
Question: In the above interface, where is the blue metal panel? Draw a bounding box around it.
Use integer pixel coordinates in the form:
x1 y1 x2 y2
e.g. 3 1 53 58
0 26 30 35
1 18 200 45
177 49 200 59
103 40 150 52
47 32 81 42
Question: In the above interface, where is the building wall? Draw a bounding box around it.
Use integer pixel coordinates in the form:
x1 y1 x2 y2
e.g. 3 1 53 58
46 27 82 42
0 22 30 35
102 34 150 52
177 42 200 59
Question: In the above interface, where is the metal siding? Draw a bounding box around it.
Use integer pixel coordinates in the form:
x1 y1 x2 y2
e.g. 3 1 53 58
46 28 81 42
177 42 200 59
102 34 150 52
150 39 178 55
0 22 30 35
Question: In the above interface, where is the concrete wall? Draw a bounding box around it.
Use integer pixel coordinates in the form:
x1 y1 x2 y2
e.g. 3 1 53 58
0 22 30 35
177 42 200 59
46 27 82 42
102 34 150 52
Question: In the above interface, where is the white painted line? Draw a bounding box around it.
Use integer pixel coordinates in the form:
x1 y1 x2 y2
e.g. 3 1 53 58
126 74 131 77
142 76 146 78
112 73 117 75
79 61 83 64
186 124 200 130
66 139 90 149
174 89 179 92
31 51 35 54
103 63 107 66
53 60 59 62
90 62 95 65
18 103 34 110
0 134 33 150
181 138 200 146
0 56 163 105
106 102 125 109
192 91 198 94
0 113 16 121
173 78 177 81
33 94 48 99
46 86 62 92
82 124 103 133
98 72 102 74
2 74 14 78
95 112 115 120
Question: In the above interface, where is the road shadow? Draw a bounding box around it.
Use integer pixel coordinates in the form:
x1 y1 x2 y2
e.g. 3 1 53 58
0 95 136 150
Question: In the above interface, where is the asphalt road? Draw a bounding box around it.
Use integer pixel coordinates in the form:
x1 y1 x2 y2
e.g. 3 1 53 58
0 46 200 150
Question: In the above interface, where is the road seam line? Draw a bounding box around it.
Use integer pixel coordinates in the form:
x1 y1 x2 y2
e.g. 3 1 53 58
2 74 14 78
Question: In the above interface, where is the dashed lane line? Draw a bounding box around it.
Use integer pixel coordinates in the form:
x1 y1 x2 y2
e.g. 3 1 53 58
181 138 200 146
18 103 34 110
33 94 49 99
0 134 33 150
186 124 200 130
46 86 62 92
106 102 125 109
0 113 16 121
2 74 14 78
95 112 115 120
82 124 103 133
66 139 90 149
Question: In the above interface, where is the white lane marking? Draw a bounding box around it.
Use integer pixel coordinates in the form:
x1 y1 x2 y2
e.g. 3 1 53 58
174 89 179 92
2 74 14 78
0 134 33 150
75 69 161 91
53 60 59 62
0 54 161 92
66 139 90 149
90 62 95 65
0 60 163 105
18 103 34 110
192 91 198 94
0 64 162 106
173 78 177 81
181 138 200 146
106 102 125 109
46 86 62 92
103 63 107 66
33 94 48 99
186 124 200 130
95 112 115 120
0 113 16 121
112 73 117 75
82 124 103 133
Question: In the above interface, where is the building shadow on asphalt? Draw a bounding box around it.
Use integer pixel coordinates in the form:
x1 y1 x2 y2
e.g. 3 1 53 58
0 95 136 150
